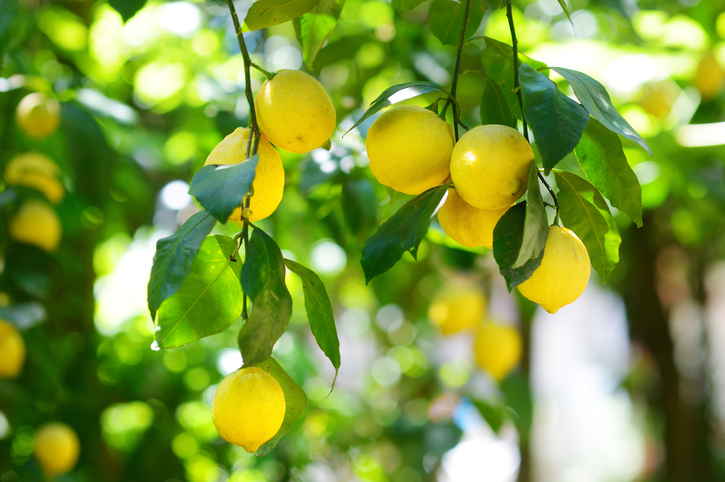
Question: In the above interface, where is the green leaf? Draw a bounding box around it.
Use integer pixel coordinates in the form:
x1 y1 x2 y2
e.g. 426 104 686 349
341 177 378 240
501 373 534 442
429 0 487 46
108 0 147 21
550 67 652 155
575 118 643 227
554 171 621 282
189 157 258 223
345 81 450 135
513 163 548 268
284 259 340 382
471 399 508 434
244 0 321 31
147 211 217 321
480 74 517 128
493 202 544 291
155 235 243 349
519 63 589 173
392 0 427 14
361 184 448 284
239 228 293 366
254 357 308 456
557 0 573 25
293 0 344 70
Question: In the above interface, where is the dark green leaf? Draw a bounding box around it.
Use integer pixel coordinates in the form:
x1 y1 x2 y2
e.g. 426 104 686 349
493 202 544 291
108 0 147 21
361 184 448 284
501 373 534 442
513 163 548 268
341 177 378 240
254 357 308 456
480 74 517 128
550 67 652 155
471 399 508 434
147 211 217 321
575 118 643 227
244 0 321 31
554 171 621 282
520 63 589 173
429 0 487 46
188 156 258 223
392 0 427 14
293 0 344 70
557 0 573 25
239 228 292 366
0 302 46 330
155 235 243 349
284 259 340 381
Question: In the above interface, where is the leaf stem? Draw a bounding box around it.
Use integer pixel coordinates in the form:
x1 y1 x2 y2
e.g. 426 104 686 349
449 0 472 142
537 171 560 225
506 2 528 141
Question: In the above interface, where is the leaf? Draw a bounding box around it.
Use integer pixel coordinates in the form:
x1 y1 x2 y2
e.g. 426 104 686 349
480 74 517 128
239 227 293 366
575 118 643 227
513 163 548 268
492 202 544 291
361 184 448 284
471 399 508 434
284 259 340 382
429 0 487 46
501 373 534 442
188 157 258 223
155 235 243 349
554 171 621 282
244 0 321 31
557 0 573 25
392 0 427 14
108 0 147 21
345 81 450 135
519 63 589 174
550 67 652 155
147 211 217 321
293 0 344 70
0 302 46 330
341 177 378 240
254 357 308 456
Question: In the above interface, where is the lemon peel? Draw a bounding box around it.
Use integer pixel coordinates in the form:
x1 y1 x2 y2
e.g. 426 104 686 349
0 319 25 378
428 282 487 335
9 200 62 253
5 152 64 204
16 93 61 139
473 321 522 381
438 189 510 249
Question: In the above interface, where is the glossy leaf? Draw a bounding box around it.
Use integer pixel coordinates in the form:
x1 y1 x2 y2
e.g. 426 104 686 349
555 171 621 282
480 74 517 128
293 0 344 69
239 227 292 366
188 156 258 223
492 202 544 291
429 0 487 46
361 184 448 284
244 0 321 31
575 118 643 227
147 211 217 321
392 0 427 14
520 63 589 173
155 235 243 349
513 163 548 268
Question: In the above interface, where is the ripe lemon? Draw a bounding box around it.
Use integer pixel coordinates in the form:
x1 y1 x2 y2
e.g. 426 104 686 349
212 366 286 453
450 124 533 210
517 226 590 314
204 127 284 224
15 92 61 139
694 51 725 101
255 70 336 153
5 152 64 204
438 189 510 249
473 321 522 381
0 319 25 378
366 105 454 195
428 282 487 335
34 422 80 476
9 200 62 252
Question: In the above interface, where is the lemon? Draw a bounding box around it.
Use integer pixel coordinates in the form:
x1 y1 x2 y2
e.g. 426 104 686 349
5 152 64 204
473 321 522 381
212 366 286 453
255 70 336 153
438 189 510 249
428 282 486 335
0 319 25 378
517 226 590 314
366 105 454 195
694 51 725 101
34 422 80 476
450 124 533 210
15 92 61 139
204 127 284 224
9 200 62 253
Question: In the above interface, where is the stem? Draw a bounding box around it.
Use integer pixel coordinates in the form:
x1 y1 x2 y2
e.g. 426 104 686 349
449 0 472 141
506 3 528 141
538 171 559 225
226 0 259 142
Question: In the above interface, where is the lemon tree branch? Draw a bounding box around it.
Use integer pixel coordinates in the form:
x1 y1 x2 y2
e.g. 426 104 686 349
449 0 472 141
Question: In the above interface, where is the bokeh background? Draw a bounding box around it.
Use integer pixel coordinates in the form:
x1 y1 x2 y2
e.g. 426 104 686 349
2 0 725 480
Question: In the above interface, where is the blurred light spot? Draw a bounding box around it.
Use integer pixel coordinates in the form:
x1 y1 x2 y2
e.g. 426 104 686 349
161 180 192 210
228 469 266 482
184 367 211 391
571 10 599 39
340 307 371 337
310 240 347 275
122 5 159 49
371 356 402 386
158 2 202 38
633 161 660 185
675 121 725 147
304 411 329 439
10 427 35 457
164 132 198 165
101 401 154 453
441 435 520 482
265 36 302 71
405 398 429 426
176 401 217 442
428 393 459 423
93 234 131 278
273 332 294 356
217 349 242 375
77 88 136 124
82 206 105 230
38 8 88 51
376 23 396 42
192 30 220 56
172 432 199 459
0 411 9 439
164 350 188 373
134 62 188 105
356 42 385 69
414 53 450 85
604 55 656 94
438 358 473 388
185 454 220 482
388 345 414 372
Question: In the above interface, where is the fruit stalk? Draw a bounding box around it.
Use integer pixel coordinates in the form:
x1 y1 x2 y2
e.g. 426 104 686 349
449 0 472 141
506 2 527 141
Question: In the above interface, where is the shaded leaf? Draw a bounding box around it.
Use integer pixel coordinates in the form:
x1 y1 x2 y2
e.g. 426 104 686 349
501 373 534 442
429 0 487 46
392 0 427 14
492 202 544 291
480 74 517 128
341 177 378 240
189 157 258 223
293 0 344 70
513 163 548 268
244 0 321 31
108 0 147 21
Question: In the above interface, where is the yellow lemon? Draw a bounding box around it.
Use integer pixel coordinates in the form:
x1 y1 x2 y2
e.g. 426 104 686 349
34 423 80 476
366 104 454 195
212 366 286 453
428 282 487 335
5 152 64 204
517 226 590 314
450 124 533 210
438 189 510 249
694 51 725 101
204 127 284 223
0 319 25 378
255 70 336 153
9 200 62 252
15 92 61 139
473 321 522 381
